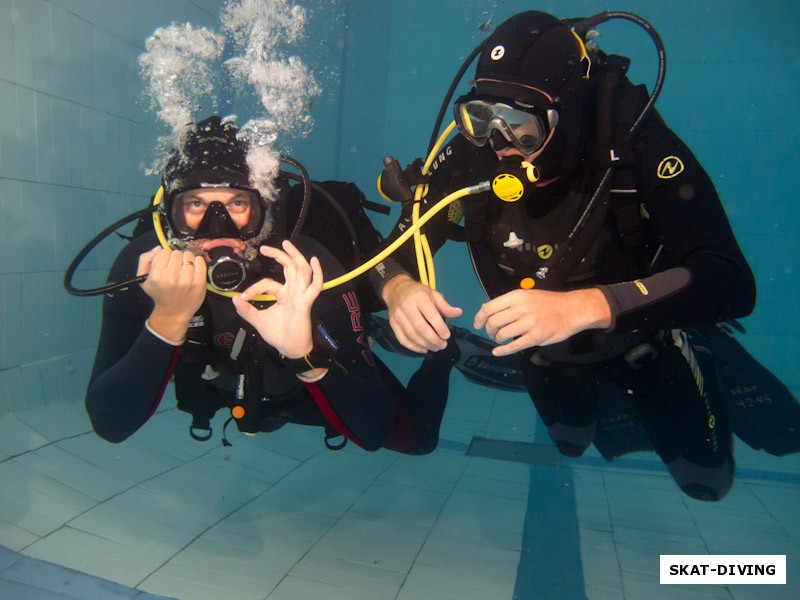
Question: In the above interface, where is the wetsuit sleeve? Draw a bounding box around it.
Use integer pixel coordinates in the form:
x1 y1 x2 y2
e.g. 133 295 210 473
295 236 394 450
368 136 491 297
597 116 756 331
85 233 182 443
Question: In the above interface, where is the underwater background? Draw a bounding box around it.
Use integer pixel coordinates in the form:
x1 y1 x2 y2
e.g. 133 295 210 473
0 0 798 598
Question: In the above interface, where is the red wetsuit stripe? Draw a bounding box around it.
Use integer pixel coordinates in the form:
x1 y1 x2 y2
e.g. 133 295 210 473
380 394 422 454
146 346 182 421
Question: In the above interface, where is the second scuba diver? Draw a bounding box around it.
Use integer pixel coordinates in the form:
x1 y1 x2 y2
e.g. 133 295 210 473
85 116 457 454
370 11 758 501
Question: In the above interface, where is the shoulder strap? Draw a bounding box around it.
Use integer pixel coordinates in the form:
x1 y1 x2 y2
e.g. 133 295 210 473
609 172 644 248
607 77 652 249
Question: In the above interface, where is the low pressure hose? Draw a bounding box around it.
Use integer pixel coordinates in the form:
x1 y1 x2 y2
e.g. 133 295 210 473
413 121 459 288
218 180 490 300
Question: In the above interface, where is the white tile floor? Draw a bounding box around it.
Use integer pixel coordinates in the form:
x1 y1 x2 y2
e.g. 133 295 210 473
1 357 799 599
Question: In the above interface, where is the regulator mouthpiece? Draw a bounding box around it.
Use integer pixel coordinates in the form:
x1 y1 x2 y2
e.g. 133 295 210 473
207 247 248 292
491 156 540 202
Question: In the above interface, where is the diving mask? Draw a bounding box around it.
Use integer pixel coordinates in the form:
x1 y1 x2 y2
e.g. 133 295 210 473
165 184 266 241
161 184 271 292
454 96 558 155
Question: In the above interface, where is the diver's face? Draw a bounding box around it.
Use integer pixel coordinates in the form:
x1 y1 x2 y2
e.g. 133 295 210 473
491 121 558 187
491 126 555 163
494 146 532 161
180 188 252 231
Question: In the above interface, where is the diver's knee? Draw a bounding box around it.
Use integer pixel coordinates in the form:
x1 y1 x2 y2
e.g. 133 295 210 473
553 440 588 457
680 482 730 502
548 422 596 457
667 457 734 502
412 441 438 456
410 431 442 455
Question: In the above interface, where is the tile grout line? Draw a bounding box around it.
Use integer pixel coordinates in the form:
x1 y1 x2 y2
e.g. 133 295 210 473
135 444 331 594
0 425 95 464
390 455 472 600
261 451 405 599
13 423 239 556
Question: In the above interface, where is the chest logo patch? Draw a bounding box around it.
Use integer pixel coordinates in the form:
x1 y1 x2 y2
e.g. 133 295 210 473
490 45 505 60
657 156 685 179
215 332 234 349
537 245 554 260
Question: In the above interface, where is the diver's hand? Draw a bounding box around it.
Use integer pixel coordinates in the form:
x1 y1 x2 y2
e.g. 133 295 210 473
381 273 463 353
232 240 323 359
473 288 612 357
138 247 206 342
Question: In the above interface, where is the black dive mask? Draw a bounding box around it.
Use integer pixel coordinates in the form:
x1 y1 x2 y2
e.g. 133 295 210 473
160 185 280 294
194 201 243 239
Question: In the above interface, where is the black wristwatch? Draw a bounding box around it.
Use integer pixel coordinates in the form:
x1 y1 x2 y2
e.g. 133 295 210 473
281 321 339 374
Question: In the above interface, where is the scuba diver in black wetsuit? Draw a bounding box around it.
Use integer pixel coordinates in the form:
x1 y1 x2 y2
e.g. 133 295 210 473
81 115 456 454
369 11 758 501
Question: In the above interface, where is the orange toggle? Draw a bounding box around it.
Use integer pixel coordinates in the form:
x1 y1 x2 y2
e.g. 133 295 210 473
232 405 245 419
520 277 535 290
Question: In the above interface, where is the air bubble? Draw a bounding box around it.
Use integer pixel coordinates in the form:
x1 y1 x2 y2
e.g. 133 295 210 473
139 0 321 201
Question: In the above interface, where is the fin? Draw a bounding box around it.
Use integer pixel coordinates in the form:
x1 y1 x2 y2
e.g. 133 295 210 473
693 323 800 456
448 326 527 391
365 314 426 358
592 382 653 460
366 314 800 459
367 314 528 391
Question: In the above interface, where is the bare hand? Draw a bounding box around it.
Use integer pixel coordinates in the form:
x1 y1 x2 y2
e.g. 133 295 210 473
232 240 323 359
138 247 206 340
381 274 463 353
473 288 612 357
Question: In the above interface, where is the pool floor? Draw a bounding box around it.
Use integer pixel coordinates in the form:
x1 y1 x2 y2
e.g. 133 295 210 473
1 357 798 599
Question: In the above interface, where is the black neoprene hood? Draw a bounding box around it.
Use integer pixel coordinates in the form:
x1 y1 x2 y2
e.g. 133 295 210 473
474 11 589 103
163 116 251 194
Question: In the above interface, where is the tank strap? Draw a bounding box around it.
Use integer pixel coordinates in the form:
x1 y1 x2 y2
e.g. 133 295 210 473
605 74 652 250
609 170 645 248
